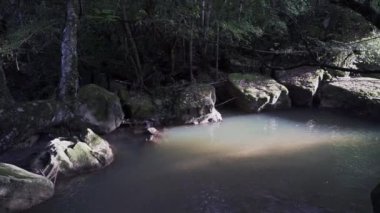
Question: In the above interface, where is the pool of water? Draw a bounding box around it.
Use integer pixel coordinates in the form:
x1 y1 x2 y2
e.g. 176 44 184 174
27 109 380 213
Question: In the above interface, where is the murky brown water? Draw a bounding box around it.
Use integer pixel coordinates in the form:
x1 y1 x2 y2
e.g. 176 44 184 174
27 109 380 213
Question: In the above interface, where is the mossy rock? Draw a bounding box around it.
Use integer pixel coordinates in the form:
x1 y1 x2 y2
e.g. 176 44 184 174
174 84 222 124
119 90 155 119
65 142 99 171
227 73 291 112
0 163 54 212
176 84 216 110
77 84 124 134
31 129 114 177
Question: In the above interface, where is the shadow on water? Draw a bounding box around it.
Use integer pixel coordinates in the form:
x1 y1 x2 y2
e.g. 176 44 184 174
25 109 380 213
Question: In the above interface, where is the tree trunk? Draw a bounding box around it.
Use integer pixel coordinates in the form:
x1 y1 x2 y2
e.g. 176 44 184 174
122 1 144 89
0 0 80 153
171 38 177 76
215 22 220 77
58 0 79 102
239 0 244 22
0 59 14 107
201 0 211 71
201 0 206 27
189 22 195 83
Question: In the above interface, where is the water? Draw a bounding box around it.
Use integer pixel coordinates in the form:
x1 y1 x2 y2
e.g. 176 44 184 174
27 109 380 213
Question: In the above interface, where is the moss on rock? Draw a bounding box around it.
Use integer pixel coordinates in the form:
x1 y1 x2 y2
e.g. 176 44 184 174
0 163 54 212
118 91 155 119
77 84 124 134
227 73 291 112
31 129 114 176
175 84 222 125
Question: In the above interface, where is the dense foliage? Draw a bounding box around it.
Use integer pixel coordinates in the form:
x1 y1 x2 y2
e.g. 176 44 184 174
1 0 380 101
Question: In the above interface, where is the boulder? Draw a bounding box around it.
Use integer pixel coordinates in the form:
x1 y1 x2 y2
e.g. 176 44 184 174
320 77 380 119
77 84 124 134
118 90 155 120
31 129 114 177
0 163 54 212
275 67 324 106
175 84 222 125
327 51 354 77
227 73 291 112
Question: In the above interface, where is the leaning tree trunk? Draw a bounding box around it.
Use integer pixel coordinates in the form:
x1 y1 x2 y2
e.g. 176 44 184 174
58 0 79 102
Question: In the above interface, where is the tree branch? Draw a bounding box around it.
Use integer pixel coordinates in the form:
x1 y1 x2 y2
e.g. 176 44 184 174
265 62 380 74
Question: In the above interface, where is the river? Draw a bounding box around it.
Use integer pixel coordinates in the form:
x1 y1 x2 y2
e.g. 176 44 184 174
27 109 380 213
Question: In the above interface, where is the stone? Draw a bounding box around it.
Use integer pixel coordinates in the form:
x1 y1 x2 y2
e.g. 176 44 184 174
175 84 222 125
320 77 380 119
275 66 324 106
77 84 124 134
31 129 114 177
118 91 155 120
0 163 54 212
227 73 291 112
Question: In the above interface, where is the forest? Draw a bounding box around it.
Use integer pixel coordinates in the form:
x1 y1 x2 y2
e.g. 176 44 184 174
0 0 380 212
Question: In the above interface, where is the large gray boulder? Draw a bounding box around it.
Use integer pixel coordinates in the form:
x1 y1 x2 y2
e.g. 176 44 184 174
227 73 291 112
275 67 324 106
320 77 380 119
77 84 124 134
31 129 114 177
0 163 54 212
175 84 222 125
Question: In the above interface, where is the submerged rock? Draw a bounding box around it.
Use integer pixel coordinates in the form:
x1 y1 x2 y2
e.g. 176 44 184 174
146 127 164 143
0 163 54 212
275 67 324 106
320 77 380 119
175 84 222 125
227 73 291 112
31 129 114 177
77 84 124 134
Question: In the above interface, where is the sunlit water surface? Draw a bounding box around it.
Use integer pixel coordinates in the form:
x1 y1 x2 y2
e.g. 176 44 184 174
27 109 380 213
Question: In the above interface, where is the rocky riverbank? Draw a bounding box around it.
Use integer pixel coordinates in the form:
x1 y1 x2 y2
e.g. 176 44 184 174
1 67 379 211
